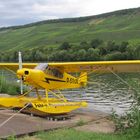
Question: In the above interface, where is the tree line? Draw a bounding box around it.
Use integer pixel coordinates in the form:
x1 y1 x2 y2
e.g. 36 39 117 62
0 39 140 62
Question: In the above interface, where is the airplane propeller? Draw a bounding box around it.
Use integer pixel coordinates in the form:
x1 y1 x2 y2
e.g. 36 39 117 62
18 51 23 94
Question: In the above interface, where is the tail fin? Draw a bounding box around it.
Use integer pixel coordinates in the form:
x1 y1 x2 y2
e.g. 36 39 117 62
78 72 87 87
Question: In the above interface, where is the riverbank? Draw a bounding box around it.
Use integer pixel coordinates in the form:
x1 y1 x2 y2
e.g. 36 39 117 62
18 108 140 140
0 109 114 139
20 128 133 140
0 102 139 140
19 117 135 140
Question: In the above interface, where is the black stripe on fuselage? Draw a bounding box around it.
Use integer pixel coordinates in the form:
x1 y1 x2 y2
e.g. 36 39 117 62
44 77 66 84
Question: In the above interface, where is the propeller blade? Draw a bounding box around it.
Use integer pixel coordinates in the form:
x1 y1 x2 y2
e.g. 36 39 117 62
18 51 22 70
20 80 23 94
18 51 23 94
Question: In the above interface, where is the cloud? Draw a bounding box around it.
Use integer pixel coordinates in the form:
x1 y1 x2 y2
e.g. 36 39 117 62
0 0 140 27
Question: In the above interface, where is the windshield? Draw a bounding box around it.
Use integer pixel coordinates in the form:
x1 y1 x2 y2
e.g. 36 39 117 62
34 63 48 71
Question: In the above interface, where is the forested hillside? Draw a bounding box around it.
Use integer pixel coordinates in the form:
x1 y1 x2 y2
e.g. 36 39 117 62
0 7 140 61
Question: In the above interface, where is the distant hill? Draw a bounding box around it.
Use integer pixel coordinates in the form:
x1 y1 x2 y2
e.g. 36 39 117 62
0 7 140 52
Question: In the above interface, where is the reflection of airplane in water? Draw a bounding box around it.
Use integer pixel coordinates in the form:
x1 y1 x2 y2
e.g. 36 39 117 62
0 52 140 115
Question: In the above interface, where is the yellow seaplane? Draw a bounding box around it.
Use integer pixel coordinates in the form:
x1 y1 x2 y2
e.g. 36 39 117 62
0 52 140 116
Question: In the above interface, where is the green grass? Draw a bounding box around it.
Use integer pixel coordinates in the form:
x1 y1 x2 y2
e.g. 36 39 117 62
20 128 140 140
76 119 86 126
0 75 20 95
1 8 140 52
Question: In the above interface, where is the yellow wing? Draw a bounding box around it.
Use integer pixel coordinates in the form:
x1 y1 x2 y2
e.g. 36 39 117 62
48 60 140 73
0 63 37 72
0 60 140 73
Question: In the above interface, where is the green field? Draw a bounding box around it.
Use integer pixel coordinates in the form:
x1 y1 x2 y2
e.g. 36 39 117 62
18 128 139 140
1 8 140 52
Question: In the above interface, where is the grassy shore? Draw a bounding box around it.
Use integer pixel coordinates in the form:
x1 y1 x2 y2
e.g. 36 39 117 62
16 128 139 140
0 75 20 95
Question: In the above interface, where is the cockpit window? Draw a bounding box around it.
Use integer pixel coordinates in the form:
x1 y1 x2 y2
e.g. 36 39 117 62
35 63 63 78
35 63 48 71
45 67 63 78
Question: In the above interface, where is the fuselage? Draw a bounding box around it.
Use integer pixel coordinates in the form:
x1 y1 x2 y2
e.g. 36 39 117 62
17 68 86 90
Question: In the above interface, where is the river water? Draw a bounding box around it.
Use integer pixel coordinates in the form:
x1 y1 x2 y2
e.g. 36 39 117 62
61 73 140 115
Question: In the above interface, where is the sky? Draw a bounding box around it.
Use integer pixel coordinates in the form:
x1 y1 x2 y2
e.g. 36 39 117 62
0 0 140 27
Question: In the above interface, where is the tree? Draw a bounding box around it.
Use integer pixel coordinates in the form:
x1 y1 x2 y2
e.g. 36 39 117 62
90 39 103 49
99 45 108 56
34 50 46 61
30 49 36 61
133 45 140 59
11 51 18 61
107 41 119 52
80 41 89 50
119 41 129 52
104 51 127 60
76 49 86 61
126 45 135 60
59 42 71 50
86 48 100 60
23 52 31 61
57 50 68 61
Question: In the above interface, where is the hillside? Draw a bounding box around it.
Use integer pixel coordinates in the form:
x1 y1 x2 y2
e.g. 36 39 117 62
0 7 140 53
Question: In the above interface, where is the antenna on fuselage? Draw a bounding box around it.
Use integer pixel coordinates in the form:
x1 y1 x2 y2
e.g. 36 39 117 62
18 51 23 94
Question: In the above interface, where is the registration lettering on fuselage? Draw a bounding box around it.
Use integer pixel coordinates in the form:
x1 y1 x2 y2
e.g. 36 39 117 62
66 78 78 84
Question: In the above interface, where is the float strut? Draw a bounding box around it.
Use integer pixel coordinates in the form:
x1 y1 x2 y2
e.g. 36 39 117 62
45 90 49 105
35 88 41 100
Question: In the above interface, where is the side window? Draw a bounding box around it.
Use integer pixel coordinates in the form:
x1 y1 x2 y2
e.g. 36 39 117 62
45 68 63 78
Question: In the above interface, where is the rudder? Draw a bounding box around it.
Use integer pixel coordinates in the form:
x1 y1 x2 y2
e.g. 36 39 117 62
78 72 87 87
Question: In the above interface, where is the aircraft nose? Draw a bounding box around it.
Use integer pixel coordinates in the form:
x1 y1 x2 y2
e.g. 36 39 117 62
17 69 30 79
17 69 24 77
